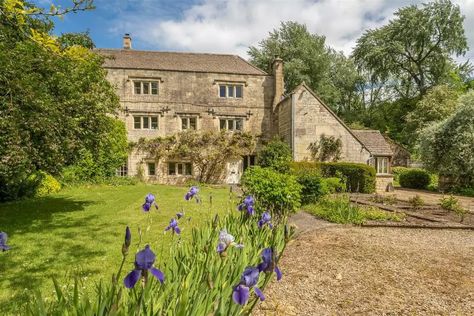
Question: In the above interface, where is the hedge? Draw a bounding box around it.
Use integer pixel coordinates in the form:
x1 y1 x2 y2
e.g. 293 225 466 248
398 168 430 189
290 161 376 193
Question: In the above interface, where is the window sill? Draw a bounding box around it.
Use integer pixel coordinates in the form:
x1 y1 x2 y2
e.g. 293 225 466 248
376 173 393 178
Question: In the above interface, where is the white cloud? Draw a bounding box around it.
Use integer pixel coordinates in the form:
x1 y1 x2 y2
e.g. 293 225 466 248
116 0 474 61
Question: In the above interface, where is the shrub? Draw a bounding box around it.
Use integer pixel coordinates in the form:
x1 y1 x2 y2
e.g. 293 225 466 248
369 194 397 205
28 171 61 197
306 196 403 224
241 166 301 215
323 177 346 193
319 162 376 193
440 195 468 222
294 171 328 205
308 134 342 162
392 166 409 186
257 138 292 173
408 195 424 210
399 168 430 189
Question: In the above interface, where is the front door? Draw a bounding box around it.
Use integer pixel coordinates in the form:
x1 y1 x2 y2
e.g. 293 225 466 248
226 160 241 184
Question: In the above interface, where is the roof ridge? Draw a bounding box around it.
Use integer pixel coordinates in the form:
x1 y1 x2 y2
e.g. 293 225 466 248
95 48 244 58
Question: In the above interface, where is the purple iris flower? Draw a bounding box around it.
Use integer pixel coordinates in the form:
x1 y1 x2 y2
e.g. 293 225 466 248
176 212 184 219
0 232 10 252
216 229 244 255
238 195 255 216
184 186 199 201
165 218 181 234
257 248 282 281
123 245 164 288
232 267 265 305
258 212 273 229
122 226 132 255
142 193 158 212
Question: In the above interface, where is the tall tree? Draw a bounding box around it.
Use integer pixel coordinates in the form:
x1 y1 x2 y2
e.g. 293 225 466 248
248 21 362 112
353 0 470 98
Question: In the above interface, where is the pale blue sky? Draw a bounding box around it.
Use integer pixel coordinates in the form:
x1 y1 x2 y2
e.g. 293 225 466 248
37 0 474 61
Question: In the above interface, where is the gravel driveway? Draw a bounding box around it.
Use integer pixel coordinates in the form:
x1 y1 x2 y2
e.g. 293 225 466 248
255 212 474 315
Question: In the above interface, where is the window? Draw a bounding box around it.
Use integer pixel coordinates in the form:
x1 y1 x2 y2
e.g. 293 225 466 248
181 117 197 130
133 116 159 130
219 118 243 131
133 81 159 95
168 162 192 176
376 157 389 174
243 155 256 171
218 84 243 98
116 164 128 177
147 162 156 176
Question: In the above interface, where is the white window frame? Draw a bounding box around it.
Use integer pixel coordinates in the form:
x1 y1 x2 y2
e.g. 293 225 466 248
168 162 192 176
218 84 243 99
219 118 243 131
133 81 159 95
376 157 389 174
133 116 159 130
116 163 128 177
181 116 198 130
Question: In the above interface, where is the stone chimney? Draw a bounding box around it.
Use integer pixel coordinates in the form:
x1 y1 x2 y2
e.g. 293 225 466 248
123 33 132 49
272 56 284 109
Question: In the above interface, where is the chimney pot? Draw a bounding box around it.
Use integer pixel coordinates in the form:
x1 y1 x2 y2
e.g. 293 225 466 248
123 34 132 49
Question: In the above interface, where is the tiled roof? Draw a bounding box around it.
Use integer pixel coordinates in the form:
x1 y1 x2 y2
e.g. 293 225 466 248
351 130 393 156
95 49 268 75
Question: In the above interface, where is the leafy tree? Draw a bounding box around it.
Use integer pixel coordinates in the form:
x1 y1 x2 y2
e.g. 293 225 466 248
406 84 460 133
257 138 292 173
57 31 95 49
248 21 362 112
0 0 124 200
353 0 470 98
418 91 474 187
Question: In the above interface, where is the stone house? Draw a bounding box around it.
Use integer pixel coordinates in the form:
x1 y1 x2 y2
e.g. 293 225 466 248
97 35 393 192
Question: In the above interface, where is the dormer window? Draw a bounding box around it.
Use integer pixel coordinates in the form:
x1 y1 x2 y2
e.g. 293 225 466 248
134 81 159 95
219 84 243 98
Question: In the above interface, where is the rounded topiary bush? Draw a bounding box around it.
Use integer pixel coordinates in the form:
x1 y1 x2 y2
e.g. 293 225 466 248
241 166 301 215
398 168 430 189
28 171 61 197
294 171 328 205
257 138 292 173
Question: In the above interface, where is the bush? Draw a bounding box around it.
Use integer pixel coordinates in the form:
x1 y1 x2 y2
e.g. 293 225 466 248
440 195 467 222
257 138 292 173
28 171 61 197
290 161 375 193
241 166 301 215
408 195 424 210
293 171 328 205
399 168 431 189
323 177 346 193
392 166 409 186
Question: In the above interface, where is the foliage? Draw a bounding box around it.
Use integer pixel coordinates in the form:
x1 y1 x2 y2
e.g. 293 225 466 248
292 170 328 205
257 138 292 173
439 195 467 222
319 162 376 193
248 21 362 112
57 31 95 49
408 195 425 210
26 171 61 197
306 196 404 224
353 0 470 98
369 194 397 205
392 166 410 186
0 1 123 200
323 177 346 194
135 130 255 183
241 167 301 215
308 134 342 162
23 187 291 315
418 92 474 188
398 169 431 189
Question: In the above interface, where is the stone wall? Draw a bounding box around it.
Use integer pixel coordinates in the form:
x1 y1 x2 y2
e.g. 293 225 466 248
376 175 394 193
105 68 275 180
277 96 292 152
288 85 371 163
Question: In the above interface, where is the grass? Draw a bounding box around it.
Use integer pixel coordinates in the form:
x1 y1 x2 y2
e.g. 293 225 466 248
305 196 404 224
0 183 235 314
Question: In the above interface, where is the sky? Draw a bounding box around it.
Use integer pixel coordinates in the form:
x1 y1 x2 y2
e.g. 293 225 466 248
37 0 474 61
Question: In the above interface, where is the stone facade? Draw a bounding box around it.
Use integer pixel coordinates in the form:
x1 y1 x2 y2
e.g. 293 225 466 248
99 37 393 192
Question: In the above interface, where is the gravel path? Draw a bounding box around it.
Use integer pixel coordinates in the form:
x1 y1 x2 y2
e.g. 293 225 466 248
255 213 474 315
388 188 474 212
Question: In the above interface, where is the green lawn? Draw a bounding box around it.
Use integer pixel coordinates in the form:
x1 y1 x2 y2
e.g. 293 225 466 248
0 183 235 314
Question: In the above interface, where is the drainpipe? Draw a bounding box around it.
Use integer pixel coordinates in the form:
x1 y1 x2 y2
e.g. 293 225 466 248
291 93 296 160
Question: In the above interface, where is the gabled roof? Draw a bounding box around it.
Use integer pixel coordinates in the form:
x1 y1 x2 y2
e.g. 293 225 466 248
279 82 370 153
351 130 393 156
95 49 268 76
